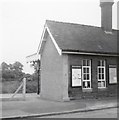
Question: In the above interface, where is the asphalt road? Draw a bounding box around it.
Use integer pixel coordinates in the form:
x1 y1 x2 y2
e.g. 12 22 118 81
38 108 118 118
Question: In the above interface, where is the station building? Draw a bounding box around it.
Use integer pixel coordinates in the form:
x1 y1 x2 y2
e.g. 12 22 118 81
27 0 118 101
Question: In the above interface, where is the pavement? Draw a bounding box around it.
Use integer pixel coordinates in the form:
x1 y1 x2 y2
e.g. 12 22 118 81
0 93 118 119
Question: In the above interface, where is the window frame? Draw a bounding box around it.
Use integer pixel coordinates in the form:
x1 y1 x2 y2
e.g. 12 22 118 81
82 59 92 89
97 60 106 89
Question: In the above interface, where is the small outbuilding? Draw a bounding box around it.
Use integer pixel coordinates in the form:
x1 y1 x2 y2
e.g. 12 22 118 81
29 0 118 101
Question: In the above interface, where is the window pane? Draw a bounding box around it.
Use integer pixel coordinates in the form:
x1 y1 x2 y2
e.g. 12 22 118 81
83 81 91 88
98 81 101 87
87 74 89 80
102 68 104 73
83 82 86 88
83 60 86 66
100 81 105 87
83 60 91 66
99 68 101 73
83 68 86 73
87 60 90 66
98 81 105 87
102 74 104 79
87 68 89 73
101 81 105 87
98 61 100 66
87 81 90 88
83 81 87 88
99 74 102 79
83 74 87 80
102 61 105 66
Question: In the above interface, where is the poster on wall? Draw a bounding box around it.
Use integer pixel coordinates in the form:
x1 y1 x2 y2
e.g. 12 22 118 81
72 66 82 87
109 65 117 84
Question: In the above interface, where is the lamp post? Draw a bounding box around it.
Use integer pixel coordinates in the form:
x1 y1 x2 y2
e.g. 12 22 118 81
37 59 40 95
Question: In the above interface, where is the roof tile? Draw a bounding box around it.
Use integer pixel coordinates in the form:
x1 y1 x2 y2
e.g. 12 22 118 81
46 20 118 55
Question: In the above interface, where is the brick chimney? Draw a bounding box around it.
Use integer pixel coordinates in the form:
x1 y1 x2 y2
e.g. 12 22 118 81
100 0 114 32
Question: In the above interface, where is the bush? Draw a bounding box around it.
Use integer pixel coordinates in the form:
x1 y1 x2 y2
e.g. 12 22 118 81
26 80 38 93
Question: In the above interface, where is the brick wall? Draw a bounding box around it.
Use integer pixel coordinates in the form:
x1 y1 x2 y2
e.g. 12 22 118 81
68 54 117 99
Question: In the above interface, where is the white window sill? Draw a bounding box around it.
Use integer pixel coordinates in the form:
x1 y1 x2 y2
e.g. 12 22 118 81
98 87 107 90
82 88 92 92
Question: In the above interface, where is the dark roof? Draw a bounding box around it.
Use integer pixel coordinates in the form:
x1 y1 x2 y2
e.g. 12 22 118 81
46 20 118 55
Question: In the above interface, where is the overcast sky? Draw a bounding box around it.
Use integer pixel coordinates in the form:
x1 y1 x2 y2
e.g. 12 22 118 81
0 0 118 74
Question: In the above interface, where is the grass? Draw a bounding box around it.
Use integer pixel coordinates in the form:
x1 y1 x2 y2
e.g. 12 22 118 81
1 80 38 94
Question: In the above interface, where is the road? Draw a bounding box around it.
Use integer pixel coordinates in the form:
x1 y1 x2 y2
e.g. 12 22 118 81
1 94 117 119
1 108 118 119
38 108 118 118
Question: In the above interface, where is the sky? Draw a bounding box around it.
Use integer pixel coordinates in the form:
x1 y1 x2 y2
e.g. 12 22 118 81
0 0 118 74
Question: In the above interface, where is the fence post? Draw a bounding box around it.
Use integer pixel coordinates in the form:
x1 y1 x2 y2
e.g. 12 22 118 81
23 77 26 98
11 77 26 99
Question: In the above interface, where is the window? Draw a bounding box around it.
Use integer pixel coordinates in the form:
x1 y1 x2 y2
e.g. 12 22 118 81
72 66 82 87
97 60 106 88
109 65 117 84
82 59 91 89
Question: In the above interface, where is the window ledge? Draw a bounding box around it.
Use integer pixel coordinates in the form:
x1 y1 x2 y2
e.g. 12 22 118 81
98 87 107 91
82 88 92 92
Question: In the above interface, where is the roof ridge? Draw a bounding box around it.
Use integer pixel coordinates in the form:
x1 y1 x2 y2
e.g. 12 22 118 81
46 19 119 31
46 19 101 29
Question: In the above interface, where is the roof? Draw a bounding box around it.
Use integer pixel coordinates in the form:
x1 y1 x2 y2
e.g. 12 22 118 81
45 20 118 55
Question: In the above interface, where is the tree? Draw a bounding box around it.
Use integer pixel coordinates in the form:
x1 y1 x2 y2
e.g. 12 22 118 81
12 62 23 72
12 61 24 79
1 61 25 81
1 62 12 80
1 62 9 71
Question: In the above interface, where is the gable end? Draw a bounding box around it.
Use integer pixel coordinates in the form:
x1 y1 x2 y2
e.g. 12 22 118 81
37 24 62 56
